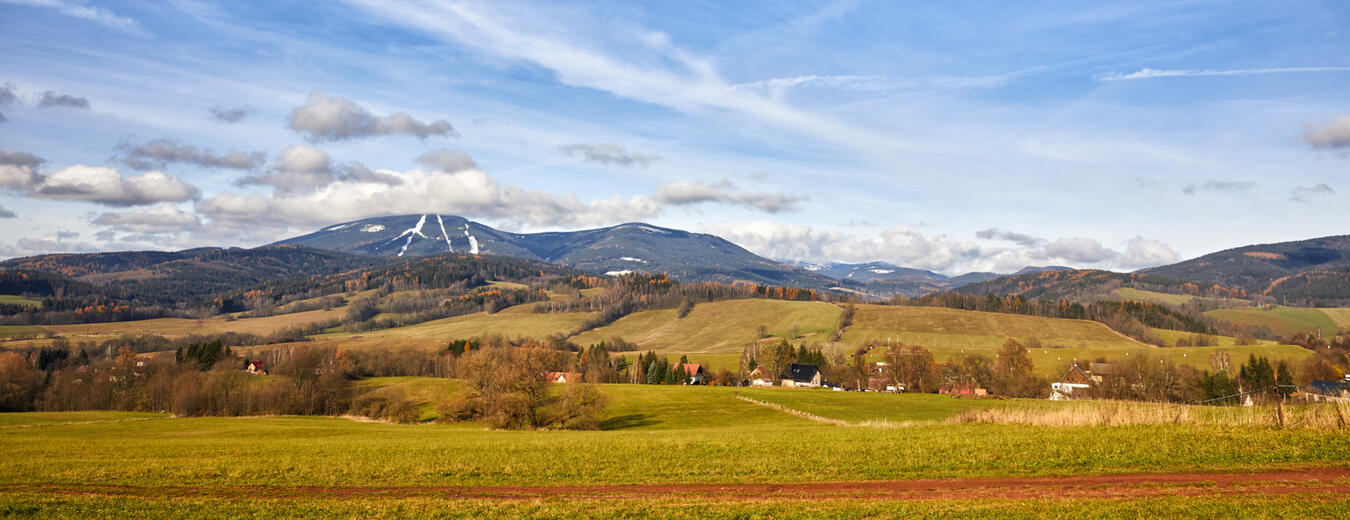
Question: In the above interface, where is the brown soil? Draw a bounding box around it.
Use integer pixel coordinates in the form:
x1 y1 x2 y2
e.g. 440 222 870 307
7 467 1350 502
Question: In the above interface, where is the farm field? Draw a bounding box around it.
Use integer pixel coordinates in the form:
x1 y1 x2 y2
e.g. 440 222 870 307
2 384 1348 518
573 299 842 353
0 294 42 307
1204 306 1343 338
45 307 348 340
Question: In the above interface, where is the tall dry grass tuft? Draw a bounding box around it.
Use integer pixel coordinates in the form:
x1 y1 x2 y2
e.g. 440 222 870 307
950 399 1350 430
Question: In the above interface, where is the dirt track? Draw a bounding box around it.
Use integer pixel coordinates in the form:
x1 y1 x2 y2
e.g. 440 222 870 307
8 468 1350 501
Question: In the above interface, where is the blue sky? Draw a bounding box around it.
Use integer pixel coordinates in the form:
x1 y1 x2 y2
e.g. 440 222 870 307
0 0 1347 274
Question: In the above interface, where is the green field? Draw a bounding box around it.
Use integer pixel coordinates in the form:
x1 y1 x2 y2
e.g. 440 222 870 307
1205 306 1342 338
3 383 1349 518
1114 287 1196 306
0 294 42 307
574 299 842 353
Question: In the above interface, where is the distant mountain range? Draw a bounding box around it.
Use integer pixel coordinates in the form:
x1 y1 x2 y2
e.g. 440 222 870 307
274 214 843 291
6 214 1347 304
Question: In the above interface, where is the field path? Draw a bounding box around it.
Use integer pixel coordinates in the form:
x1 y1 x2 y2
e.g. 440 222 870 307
12 468 1349 501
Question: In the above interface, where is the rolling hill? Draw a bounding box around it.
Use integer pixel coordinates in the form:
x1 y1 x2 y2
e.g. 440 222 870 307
275 214 844 290
1141 235 1350 305
0 246 388 304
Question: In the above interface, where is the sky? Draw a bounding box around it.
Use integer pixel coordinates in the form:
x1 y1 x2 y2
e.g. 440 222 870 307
0 0 1347 275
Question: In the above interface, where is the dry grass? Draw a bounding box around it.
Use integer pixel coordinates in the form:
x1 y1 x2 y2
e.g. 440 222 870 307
951 399 1350 430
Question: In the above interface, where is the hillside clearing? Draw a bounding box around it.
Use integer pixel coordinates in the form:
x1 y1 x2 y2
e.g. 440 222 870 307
573 299 841 353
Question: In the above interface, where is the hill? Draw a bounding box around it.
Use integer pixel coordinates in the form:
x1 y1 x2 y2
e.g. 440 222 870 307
276 214 843 290
1142 235 1350 305
0 246 388 304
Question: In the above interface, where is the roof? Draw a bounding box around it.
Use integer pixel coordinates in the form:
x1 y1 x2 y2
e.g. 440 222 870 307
1310 380 1350 395
676 363 703 375
786 363 819 383
247 360 265 367
1060 365 1091 384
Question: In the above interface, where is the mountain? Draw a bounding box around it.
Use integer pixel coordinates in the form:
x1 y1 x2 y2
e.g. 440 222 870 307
1141 235 1350 304
1012 265 1073 276
0 245 388 304
275 215 843 290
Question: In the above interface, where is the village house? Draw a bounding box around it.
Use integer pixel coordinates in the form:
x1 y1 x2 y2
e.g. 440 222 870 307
782 363 821 388
1050 364 1092 401
544 371 584 383
675 363 705 384
867 377 902 393
744 366 775 386
940 385 988 396
245 360 268 375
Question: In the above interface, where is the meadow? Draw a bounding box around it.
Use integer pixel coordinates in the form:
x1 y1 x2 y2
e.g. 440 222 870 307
1205 305 1348 338
2 384 1348 518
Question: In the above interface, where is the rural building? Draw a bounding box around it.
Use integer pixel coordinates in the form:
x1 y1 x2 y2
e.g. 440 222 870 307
782 363 821 388
941 385 988 396
245 361 268 375
544 371 584 383
744 366 775 386
1050 364 1092 400
1306 379 1350 403
867 377 902 393
675 363 705 384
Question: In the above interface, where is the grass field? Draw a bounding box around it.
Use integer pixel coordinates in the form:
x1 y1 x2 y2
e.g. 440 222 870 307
574 299 842 353
2 383 1349 518
1205 306 1342 338
46 307 348 339
1114 287 1196 306
0 294 42 307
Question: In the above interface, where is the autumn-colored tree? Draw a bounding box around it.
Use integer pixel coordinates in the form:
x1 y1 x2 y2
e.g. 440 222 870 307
993 340 1043 398
885 344 938 393
0 352 38 411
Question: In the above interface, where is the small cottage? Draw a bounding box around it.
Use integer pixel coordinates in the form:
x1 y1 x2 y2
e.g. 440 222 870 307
782 363 821 388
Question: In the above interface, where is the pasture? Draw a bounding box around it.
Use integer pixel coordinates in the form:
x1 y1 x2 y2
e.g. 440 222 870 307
45 307 348 340
1 384 1348 518
1204 306 1343 338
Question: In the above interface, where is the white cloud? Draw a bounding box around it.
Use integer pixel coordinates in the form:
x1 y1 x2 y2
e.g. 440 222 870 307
31 165 199 206
416 148 477 173
117 138 265 171
559 143 660 168
200 166 661 232
1290 183 1335 203
92 204 201 234
1303 115 1350 150
713 221 1180 274
0 149 44 190
657 181 804 213
0 0 142 34
1117 237 1181 269
1097 66 1350 81
1044 237 1117 264
289 91 457 142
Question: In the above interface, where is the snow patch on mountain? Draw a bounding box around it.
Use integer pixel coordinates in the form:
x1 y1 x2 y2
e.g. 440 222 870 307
463 224 479 255
605 270 633 276
326 223 354 231
619 257 646 263
435 215 453 253
870 269 895 274
394 215 429 257
360 224 386 233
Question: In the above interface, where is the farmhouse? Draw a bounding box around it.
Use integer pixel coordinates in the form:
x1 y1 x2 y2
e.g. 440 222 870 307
1050 364 1092 401
245 360 268 375
782 363 821 388
940 385 988 396
544 371 584 383
867 377 902 393
674 363 705 384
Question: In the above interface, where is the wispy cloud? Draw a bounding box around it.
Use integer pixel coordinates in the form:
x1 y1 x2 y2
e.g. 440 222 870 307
1290 183 1335 203
1097 66 1350 81
345 1 905 157
0 0 143 34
